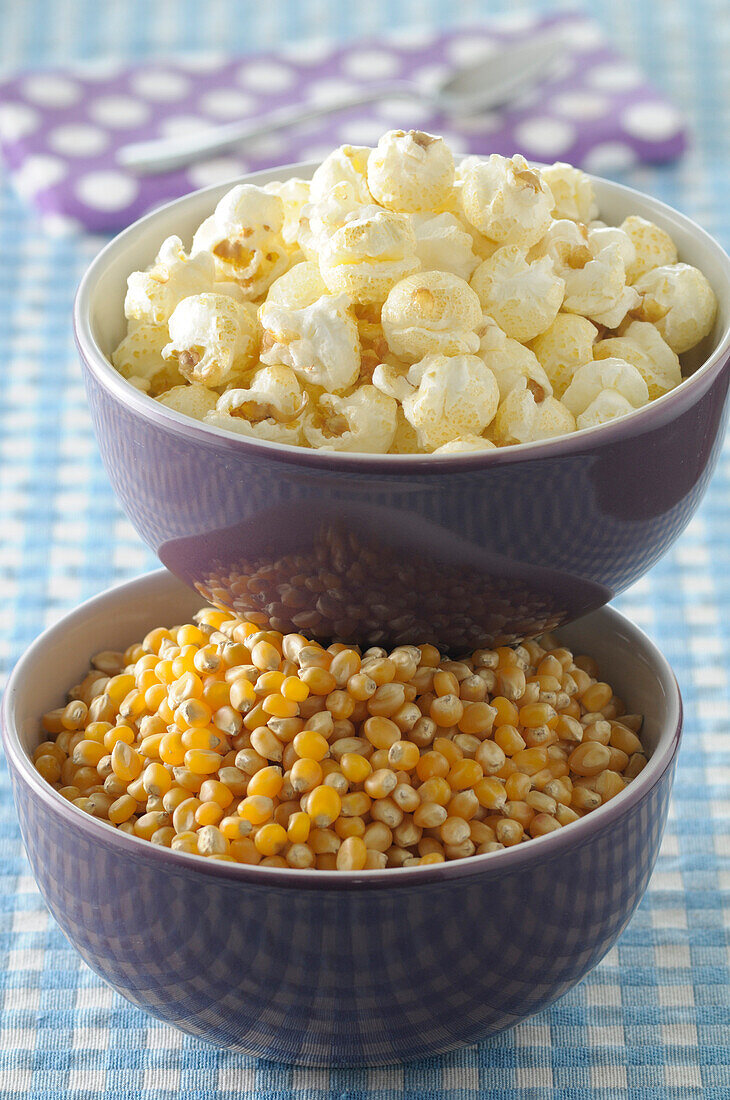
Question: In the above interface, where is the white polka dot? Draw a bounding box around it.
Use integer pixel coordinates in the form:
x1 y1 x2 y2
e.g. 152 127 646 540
622 101 682 142
376 98 432 126
158 115 211 139
22 74 81 108
342 50 400 80
0 102 39 141
338 118 391 146
177 52 227 73
14 154 67 197
514 118 576 158
42 212 83 237
131 70 191 102
387 27 437 50
279 37 334 65
550 92 609 120
582 142 638 174
560 21 604 50
76 170 139 210
237 61 294 93
186 157 248 189
492 12 538 31
412 64 451 92
75 58 126 81
436 130 467 155
589 63 643 92
456 112 502 135
302 143 340 163
90 95 150 129
200 89 257 119
306 78 360 107
49 123 109 156
446 36 498 67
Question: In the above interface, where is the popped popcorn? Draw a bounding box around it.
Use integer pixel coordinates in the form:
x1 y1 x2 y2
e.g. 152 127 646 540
528 314 598 398
205 365 307 446
381 271 482 360
367 130 455 213
162 293 258 388
319 205 420 305
461 154 554 247
259 291 361 393
402 353 500 450
112 131 718 454
632 263 717 354
470 245 565 342
192 184 288 298
593 320 681 400
303 385 397 453
620 215 678 283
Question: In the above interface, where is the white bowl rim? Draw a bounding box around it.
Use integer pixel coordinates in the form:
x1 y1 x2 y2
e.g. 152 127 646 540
2 568 682 888
73 159 730 471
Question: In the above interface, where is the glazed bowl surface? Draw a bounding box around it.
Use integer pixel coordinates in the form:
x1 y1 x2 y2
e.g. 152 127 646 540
2 570 681 1066
74 164 730 650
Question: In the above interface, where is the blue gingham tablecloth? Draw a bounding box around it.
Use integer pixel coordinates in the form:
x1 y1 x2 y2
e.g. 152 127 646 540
1 1 729 1096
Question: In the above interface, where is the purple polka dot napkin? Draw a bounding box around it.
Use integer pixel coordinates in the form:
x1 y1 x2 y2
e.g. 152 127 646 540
0 11 686 235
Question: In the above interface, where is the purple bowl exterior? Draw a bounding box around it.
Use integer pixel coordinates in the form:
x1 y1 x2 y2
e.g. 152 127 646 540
81 345 730 652
8 740 676 1066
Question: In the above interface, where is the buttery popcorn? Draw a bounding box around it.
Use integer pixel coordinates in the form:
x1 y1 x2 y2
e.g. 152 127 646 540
111 131 718 454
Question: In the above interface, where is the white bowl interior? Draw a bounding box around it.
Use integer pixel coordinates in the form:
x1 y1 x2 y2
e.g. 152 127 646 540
8 571 678 768
85 163 730 382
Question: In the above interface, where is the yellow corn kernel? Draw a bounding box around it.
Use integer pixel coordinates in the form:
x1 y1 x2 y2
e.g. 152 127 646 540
595 769 626 802
254 822 288 857
251 640 281 671
157 731 185 767
111 741 143 782
246 765 284 799
107 794 137 825
105 674 136 706
568 741 611 777
308 785 341 828
340 752 372 784
336 836 367 871
278 676 308 704
199 778 235 808
197 824 228 856
339 791 371 818
134 811 171 840
292 729 329 761
181 727 221 752
139 733 164 760
71 739 106 768
238 795 274 825
142 762 172 797
290 757 323 793
261 693 299 719
286 843 315 868
162 787 190 814
203 680 231 710
512 747 549 775
416 751 449 781
102 724 134 752
184 749 221 775
364 768 398 800
287 811 311 844
176 624 207 648
35 755 62 783
172 797 201 833
195 801 224 827
220 815 252 840
447 759 483 790
580 681 613 712
387 740 419 771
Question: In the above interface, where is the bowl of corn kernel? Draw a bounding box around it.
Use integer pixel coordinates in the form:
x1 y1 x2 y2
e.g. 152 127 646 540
74 131 730 649
2 569 681 1064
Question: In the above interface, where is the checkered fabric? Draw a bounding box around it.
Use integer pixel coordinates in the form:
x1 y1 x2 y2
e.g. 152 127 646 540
1 0 729 1096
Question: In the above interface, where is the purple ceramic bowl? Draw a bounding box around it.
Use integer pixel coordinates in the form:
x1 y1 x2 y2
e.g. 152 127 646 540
74 165 730 651
2 570 681 1066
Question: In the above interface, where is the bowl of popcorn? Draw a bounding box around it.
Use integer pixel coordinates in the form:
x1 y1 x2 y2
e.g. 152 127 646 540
3 569 681 1064
74 131 730 649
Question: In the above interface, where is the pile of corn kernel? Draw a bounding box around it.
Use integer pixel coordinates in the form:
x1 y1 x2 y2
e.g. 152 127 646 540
111 129 717 454
34 606 648 870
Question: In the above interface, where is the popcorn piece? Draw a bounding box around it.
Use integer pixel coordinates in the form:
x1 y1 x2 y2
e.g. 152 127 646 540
265 261 328 309
206 365 307 446
372 361 414 403
157 382 219 421
540 220 639 328
303 385 397 453
162 293 258 388
192 184 288 298
478 316 553 401
367 130 455 213
391 406 423 453
576 390 638 431
492 380 576 445
410 212 479 282
562 358 649 424
620 215 678 283
528 313 598 398
310 145 372 204
433 434 497 454
264 177 311 247
381 271 482 360
594 320 681 400
112 322 182 393
632 263 717 353
470 245 565 342
297 181 364 261
259 292 361 393
542 162 598 224
402 353 500 451
319 205 420 305
461 154 554 248
124 236 215 326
